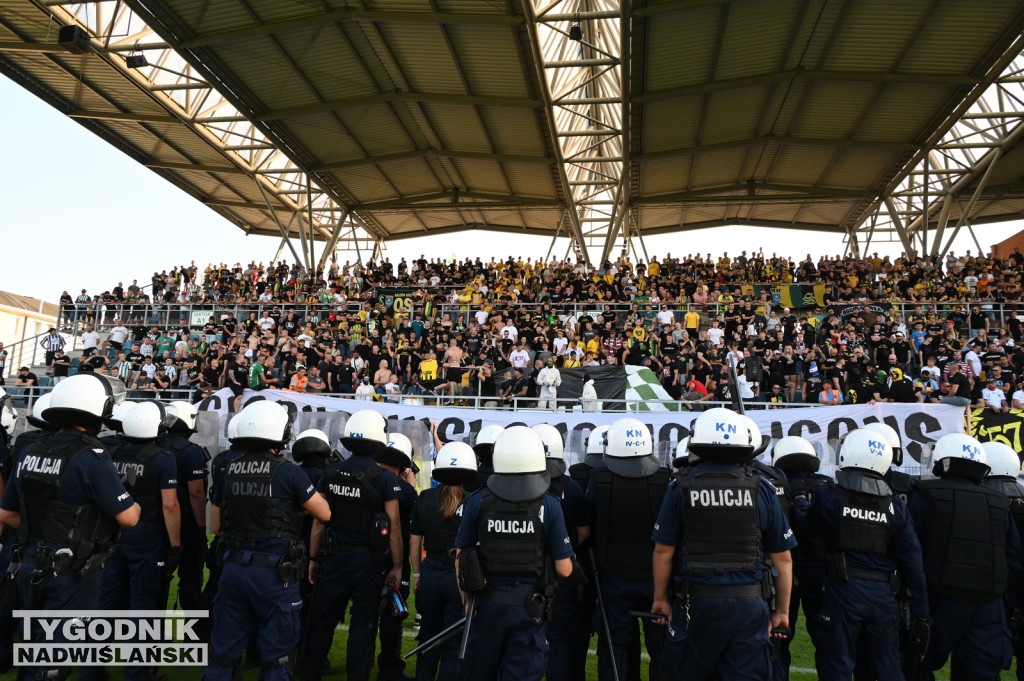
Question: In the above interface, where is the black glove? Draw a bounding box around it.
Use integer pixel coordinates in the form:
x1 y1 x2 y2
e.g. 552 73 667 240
909 616 931 656
556 558 589 589
165 546 183 579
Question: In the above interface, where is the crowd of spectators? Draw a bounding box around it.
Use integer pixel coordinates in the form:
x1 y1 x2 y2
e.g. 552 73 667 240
44 247 1024 410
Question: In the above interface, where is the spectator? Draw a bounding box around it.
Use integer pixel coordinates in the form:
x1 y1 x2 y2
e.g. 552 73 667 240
51 350 71 383
39 328 66 371
978 379 1009 413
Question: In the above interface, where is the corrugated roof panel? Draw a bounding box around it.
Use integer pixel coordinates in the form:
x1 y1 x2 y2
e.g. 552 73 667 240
822 1 931 72
447 158 520 195
787 81 883 139
638 157 693 196
855 84 958 142
640 97 706 154
764 146 841 187
898 1 1022 73
714 1 800 81
167 0 254 37
373 158 444 195
475 108 550 157
819 149 897 188
375 23 466 95
643 4 723 91
418 102 493 153
499 162 559 198
446 26 533 99
701 88 773 144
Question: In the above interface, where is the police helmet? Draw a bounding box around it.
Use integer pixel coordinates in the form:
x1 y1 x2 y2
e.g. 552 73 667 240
0 389 16 434
861 422 903 466
122 401 175 441
932 432 989 481
583 425 610 468
43 373 126 430
740 416 769 457
340 409 390 457
604 417 660 478
105 402 132 434
166 401 199 434
26 393 55 430
291 428 332 465
772 436 820 474
473 424 505 468
226 415 240 442
982 441 1021 479
232 400 293 450
380 432 418 473
432 441 478 487
532 423 566 478
488 425 550 502
671 437 690 470
837 429 892 476
687 408 754 464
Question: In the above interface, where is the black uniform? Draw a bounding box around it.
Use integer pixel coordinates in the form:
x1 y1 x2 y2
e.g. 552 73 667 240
984 474 1024 681
159 432 209 611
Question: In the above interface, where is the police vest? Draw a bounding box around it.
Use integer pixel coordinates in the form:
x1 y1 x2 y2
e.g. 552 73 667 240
787 474 830 562
220 451 301 548
884 469 915 503
675 466 761 576
831 483 894 557
919 479 1009 603
112 442 164 521
754 461 792 518
478 489 545 579
984 478 1024 549
416 487 462 567
591 467 670 580
161 434 210 527
568 462 591 491
324 459 383 540
18 431 121 563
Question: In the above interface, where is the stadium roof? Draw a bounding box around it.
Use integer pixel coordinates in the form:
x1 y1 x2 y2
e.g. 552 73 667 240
3 0 1024 265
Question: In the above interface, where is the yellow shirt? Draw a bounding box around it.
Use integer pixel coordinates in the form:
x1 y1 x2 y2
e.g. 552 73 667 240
420 359 438 381
684 311 701 329
648 262 660 277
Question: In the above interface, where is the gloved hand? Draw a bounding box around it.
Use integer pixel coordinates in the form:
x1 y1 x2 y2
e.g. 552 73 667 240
165 546 183 579
556 558 589 589
909 616 932 657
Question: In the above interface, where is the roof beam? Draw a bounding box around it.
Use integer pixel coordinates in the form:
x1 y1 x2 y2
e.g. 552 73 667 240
0 40 67 53
180 9 523 49
639 218 847 235
309 148 555 172
69 109 177 123
637 135 917 160
203 198 289 211
146 161 247 174
256 91 541 121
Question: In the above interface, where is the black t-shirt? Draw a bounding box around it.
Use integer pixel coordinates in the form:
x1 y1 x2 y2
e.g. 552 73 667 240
229 362 248 387
335 365 356 387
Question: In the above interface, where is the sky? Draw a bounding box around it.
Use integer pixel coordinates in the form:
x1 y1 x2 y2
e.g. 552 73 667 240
2 73 1022 306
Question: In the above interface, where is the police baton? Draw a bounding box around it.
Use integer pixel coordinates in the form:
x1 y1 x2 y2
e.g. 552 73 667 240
588 547 620 681
457 593 476 661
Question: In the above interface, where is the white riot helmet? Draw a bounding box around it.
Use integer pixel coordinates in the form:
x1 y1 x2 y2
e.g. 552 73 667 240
106 402 132 434
688 407 754 464
381 431 418 472
489 425 550 502
837 428 892 476
772 436 820 474
932 432 989 480
340 409 390 457
473 424 505 468
167 401 199 434
983 441 1021 479
233 400 293 450
291 428 332 465
605 417 659 478
433 441 479 486
671 437 690 470
43 373 126 430
862 422 903 466
122 401 175 441
532 423 566 478
0 389 16 434
26 393 55 430
227 415 241 442
583 425 610 468
741 415 770 458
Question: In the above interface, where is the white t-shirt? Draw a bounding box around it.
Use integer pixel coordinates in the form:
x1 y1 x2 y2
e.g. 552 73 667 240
509 349 530 368
657 310 674 326
553 336 569 355
981 387 1006 409
258 317 276 333
1013 389 1024 406
500 325 519 342
706 327 725 346
109 326 129 344
81 331 100 349
475 310 489 327
965 350 982 377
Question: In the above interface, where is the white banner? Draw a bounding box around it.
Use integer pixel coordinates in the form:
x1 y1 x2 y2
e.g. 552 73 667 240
198 389 964 476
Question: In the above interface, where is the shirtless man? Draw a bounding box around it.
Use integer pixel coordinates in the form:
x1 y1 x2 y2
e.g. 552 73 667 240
443 339 465 396
373 359 393 392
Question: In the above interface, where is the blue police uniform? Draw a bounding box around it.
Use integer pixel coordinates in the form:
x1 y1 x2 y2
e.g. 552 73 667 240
301 453 402 681
908 474 1024 680
82 441 179 681
160 433 209 611
455 491 573 681
0 427 22 671
652 462 797 681
378 477 418 680
546 475 589 681
1 430 134 681
587 464 669 681
297 459 328 610
409 486 465 681
198 447 245 643
203 450 314 681
793 473 928 681
983 474 1024 681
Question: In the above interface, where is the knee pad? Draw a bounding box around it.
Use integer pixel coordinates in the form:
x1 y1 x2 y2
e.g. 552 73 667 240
262 649 296 675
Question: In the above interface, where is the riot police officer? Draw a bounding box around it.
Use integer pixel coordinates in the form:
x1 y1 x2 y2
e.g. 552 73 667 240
291 429 335 613
204 400 331 681
568 425 609 490
409 441 477 681
983 441 1024 680
861 422 914 503
588 417 668 681
652 407 796 681
794 428 928 681
0 373 141 681
376 432 420 681
161 401 209 612
455 425 576 681
533 423 590 681
83 401 181 681
770 436 832 680
471 424 504 491
909 433 1023 680
302 409 404 681
10 393 57 458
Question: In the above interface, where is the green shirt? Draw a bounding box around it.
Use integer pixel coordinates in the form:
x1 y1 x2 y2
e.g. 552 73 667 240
248 362 265 388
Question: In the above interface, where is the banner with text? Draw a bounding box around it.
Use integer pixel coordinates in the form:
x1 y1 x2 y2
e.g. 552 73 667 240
199 389 964 475
736 284 828 309
971 407 1024 455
